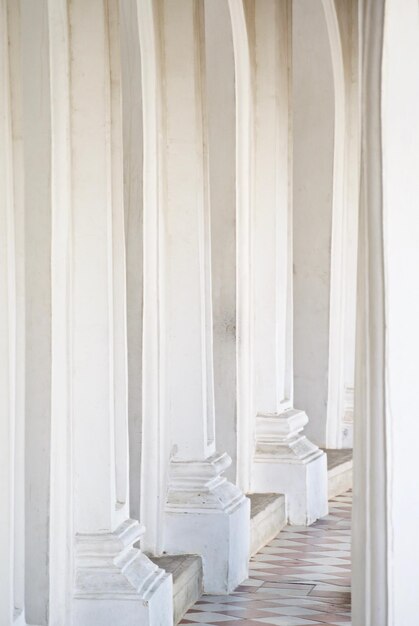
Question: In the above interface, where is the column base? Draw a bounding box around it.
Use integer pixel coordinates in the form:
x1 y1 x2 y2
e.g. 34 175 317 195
164 452 250 593
73 519 173 626
252 409 328 525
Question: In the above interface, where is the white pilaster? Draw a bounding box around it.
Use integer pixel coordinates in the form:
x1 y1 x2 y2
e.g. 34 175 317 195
228 0 254 494
0 1 16 619
232 0 327 525
47 1 72 623
322 0 360 450
61 1 172 623
353 0 419 623
139 0 249 593
292 0 335 449
0 1 25 623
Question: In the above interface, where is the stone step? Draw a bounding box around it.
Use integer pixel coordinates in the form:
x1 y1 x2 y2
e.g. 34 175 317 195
149 554 203 624
324 448 353 499
248 493 287 556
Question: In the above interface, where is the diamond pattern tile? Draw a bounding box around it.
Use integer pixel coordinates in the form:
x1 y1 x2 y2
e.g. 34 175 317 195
180 492 351 626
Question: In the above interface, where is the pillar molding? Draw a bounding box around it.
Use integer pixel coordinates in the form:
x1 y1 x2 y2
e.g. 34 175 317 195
230 0 327 525
139 0 249 593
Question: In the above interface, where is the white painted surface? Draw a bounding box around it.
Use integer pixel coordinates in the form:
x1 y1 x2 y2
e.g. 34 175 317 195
353 1 419 623
292 0 334 447
70 0 127 535
120 0 144 523
323 0 359 450
139 0 249 593
351 1 387 621
165 453 250 593
67 1 173 622
4 1 26 622
161 0 215 462
252 0 293 416
136 0 166 558
47 0 72 623
328 462 352 500
249 495 286 557
382 0 419 618
229 0 327 524
4 2 418 622
0 1 19 621
228 0 254 492
21 1 52 622
253 410 328 524
205 0 237 483
293 0 359 450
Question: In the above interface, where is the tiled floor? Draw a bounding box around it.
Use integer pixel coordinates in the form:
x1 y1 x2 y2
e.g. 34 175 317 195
181 491 351 626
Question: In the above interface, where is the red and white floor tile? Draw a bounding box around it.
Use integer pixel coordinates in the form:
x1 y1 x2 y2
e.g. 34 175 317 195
180 492 351 626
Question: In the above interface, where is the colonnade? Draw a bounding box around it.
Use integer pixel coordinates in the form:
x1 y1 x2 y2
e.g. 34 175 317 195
1 0 419 625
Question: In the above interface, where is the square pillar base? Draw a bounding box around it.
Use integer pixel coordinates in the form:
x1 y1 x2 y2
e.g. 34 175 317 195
164 453 250 593
252 409 328 525
73 583 173 626
73 519 173 626
252 452 328 525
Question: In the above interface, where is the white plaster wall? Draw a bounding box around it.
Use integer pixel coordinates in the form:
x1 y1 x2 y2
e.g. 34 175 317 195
381 0 419 617
21 1 51 623
292 0 334 446
204 0 237 482
120 0 143 523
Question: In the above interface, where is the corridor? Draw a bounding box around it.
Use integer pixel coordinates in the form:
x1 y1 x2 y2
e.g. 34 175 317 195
181 493 351 626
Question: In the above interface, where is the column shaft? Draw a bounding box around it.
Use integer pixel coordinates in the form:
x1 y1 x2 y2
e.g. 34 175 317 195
47 0 72 622
0 1 17 620
253 0 292 415
139 0 249 593
0 2 25 623
232 0 327 525
162 0 215 460
45 1 173 623
353 0 419 622
70 0 124 533
228 0 254 493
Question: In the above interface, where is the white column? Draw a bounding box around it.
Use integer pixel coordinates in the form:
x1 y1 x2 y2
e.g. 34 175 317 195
204 0 237 484
0 1 25 624
322 0 360 450
120 0 144 525
292 0 335 449
353 0 419 623
21 1 52 620
139 0 249 594
60 1 172 623
228 0 254 494
47 1 72 623
0 9 16 613
232 0 328 525
293 0 359 451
